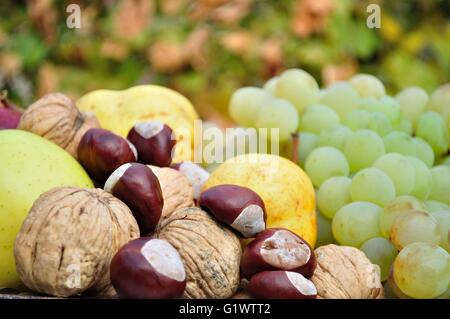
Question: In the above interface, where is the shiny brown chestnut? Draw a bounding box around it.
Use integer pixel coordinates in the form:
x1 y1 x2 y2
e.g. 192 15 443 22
127 121 175 167
241 228 316 279
248 271 317 299
110 237 186 299
78 128 137 183
104 163 163 234
198 184 266 238
171 161 210 200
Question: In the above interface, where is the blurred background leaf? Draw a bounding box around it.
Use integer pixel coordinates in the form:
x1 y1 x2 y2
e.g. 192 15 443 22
0 0 448 122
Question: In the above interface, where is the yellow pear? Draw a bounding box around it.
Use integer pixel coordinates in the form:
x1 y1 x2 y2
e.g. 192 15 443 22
76 85 199 162
203 153 317 247
0 130 93 288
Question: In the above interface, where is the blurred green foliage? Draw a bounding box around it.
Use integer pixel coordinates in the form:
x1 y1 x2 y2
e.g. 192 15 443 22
0 0 449 119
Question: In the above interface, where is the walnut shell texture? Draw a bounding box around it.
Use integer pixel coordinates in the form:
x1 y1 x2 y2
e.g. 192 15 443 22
311 244 384 299
157 207 241 299
14 187 139 297
148 165 194 222
18 93 100 158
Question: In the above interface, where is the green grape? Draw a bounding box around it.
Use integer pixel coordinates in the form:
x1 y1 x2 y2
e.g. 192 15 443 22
427 83 450 115
360 96 401 123
395 86 429 125
344 129 385 172
427 85 450 138
415 112 449 156
435 289 450 299
379 195 425 238
360 237 398 281
349 74 385 98
390 211 440 250
275 69 319 113
406 156 432 200
332 201 382 247
387 270 412 299
431 210 450 252
317 125 352 150
369 112 393 136
425 200 450 213
229 87 272 127
440 154 450 167
343 109 372 131
429 165 450 205
263 76 279 94
383 131 416 157
373 153 416 195
317 176 352 219
297 132 318 166
393 242 450 299
305 146 349 187
393 118 413 135
316 210 337 247
319 82 360 119
300 104 340 134
350 168 396 206
256 98 299 142
413 137 434 168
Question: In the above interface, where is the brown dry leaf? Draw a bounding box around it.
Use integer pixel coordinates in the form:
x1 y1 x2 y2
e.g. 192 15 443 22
260 38 283 75
292 0 334 38
114 0 154 39
0 53 22 76
189 0 251 25
27 0 57 43
322 59 358 86
100 39 130 60
220 31 255 56
36 63 58 97
183 27 211 69
160 0 187 15
148 41 187 73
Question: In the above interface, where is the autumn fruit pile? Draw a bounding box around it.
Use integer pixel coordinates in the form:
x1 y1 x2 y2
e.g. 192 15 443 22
0 74 448 299
229 69 450 299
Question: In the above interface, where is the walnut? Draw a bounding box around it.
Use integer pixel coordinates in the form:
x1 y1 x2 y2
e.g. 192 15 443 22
148 165 194 221
14 187 139 297
18 93 100 158
157 207 241 299
311 244 384 299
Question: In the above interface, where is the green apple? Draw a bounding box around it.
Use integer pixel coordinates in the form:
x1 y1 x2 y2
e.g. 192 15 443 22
0 130 93 288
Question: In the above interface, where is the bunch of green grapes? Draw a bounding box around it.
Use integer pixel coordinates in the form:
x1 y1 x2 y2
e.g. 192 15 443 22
228 71 450 299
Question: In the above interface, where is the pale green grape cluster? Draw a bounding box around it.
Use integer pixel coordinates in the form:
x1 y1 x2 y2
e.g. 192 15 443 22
360 237 398 281
393 243 449 299
228 71 450 298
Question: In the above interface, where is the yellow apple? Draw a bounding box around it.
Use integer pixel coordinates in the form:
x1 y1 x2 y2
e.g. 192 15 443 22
203 153 317 247
76 85 199 162
0 130 93 288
